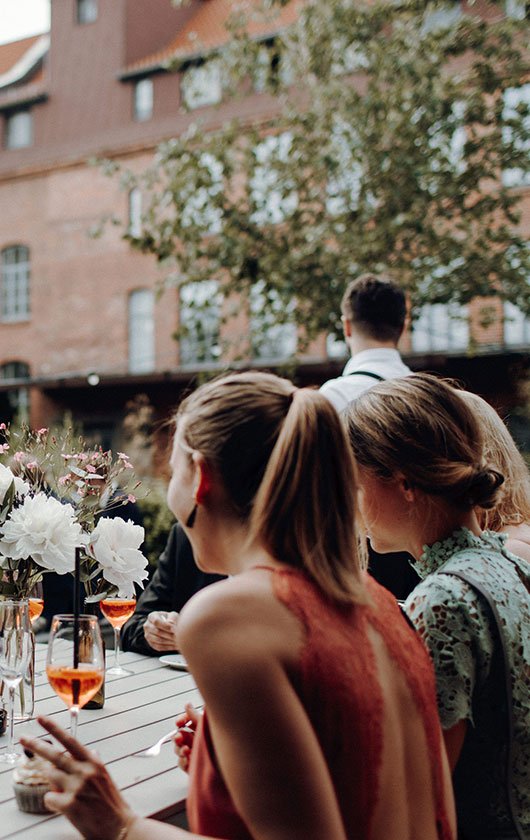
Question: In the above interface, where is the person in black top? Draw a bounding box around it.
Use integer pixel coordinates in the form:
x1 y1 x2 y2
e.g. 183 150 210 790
121 521 225 656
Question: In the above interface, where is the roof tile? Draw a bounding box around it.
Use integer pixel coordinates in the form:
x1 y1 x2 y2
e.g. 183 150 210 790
123 0 301 75
0 34 46 76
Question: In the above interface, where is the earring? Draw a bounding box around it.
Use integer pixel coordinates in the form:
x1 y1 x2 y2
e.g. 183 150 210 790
185 503 198 528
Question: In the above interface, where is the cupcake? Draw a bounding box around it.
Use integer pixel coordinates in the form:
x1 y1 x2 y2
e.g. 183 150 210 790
13 748 52 813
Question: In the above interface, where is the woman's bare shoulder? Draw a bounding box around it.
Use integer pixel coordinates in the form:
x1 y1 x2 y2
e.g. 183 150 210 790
177 569 302 668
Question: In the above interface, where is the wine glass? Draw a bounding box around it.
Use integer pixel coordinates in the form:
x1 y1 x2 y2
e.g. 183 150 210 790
46 615 104 739
28 582 44 627
0 601 33 763
100 597 136 677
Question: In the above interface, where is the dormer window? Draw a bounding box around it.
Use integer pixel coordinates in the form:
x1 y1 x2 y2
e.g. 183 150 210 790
77 0 98 24
4 110 33 150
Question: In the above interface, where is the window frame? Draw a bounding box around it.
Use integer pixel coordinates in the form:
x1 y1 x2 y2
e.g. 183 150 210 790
4 110 33 150
1 245 30 323
133 78 153 122
76 0 98 25
128 288 155 374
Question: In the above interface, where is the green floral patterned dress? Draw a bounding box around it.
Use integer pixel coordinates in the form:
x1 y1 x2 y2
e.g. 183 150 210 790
404 528 530 840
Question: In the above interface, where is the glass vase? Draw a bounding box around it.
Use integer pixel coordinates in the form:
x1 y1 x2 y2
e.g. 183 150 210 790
0 599 34 721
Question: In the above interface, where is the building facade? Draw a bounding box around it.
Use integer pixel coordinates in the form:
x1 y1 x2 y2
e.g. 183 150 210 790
0 0 529 468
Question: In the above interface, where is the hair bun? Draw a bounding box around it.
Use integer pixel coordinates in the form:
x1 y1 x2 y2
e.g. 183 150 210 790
467 466 504 509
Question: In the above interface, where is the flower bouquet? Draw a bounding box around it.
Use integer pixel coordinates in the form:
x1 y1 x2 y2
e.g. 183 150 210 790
0 423 149 603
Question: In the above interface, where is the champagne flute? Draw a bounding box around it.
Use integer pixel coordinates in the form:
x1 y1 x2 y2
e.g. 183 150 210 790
100 597 136 677
46 615 104 739
0 601 32 763
28 582 44 626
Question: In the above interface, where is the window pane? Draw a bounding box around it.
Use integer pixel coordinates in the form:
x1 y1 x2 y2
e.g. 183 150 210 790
77 0 98 24
250 281 297 359
505 0 528 19
5 111 33 150
179 282 221 364
181 153 223 234
128 188 142 237
504 301 530 345
134 79 153 121
250 132 298 225
1 245 30 322
411 303 469 352
128 289 155 373
181 60 222 109
0 362 30 423
502 84 530 187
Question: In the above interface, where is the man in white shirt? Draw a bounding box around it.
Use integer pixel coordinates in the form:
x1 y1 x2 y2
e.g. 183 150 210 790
321 273 419 601
320 273 411 413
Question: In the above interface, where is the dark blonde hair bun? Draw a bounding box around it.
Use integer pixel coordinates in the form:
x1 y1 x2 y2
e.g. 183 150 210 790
344 373 505 512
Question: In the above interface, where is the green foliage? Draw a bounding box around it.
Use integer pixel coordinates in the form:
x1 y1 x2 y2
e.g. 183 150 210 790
106 0 530 345
136 480 176 569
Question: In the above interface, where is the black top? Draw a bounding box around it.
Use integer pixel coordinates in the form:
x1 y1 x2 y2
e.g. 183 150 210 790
121 522 225 656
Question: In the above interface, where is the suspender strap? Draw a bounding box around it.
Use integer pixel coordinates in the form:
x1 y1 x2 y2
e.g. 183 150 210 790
438 569 527 840
345 370 385 381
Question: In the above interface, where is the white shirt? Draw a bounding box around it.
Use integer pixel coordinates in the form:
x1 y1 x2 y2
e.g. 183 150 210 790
319 347 411 413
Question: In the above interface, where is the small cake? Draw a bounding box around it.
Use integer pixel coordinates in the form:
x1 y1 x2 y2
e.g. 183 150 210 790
13 748 52 814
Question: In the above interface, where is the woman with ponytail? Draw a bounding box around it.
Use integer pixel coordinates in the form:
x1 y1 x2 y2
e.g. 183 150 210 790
22 371 455 840
344 373 530 840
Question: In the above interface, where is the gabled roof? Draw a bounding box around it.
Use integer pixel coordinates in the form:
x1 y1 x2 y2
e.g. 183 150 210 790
120 0 301 78
0 34 49 91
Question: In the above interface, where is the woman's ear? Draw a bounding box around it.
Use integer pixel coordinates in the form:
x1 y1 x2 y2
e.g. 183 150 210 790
194 456 212 505
400 477 415 503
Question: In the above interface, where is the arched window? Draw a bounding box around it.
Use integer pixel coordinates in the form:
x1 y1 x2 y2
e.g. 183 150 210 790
0 361 30 423
128 289 154 373
1 245 30 322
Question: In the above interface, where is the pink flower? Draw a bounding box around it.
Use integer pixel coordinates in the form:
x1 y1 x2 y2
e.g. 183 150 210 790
26 461 38 469
128 494 136 503
0 444 9 453
123 461 133 470
77 453 88 461
13 452 24 463
0 423 6 430
118 452 129 460
58 474 72 485
37 428 47 436
85 465 97 473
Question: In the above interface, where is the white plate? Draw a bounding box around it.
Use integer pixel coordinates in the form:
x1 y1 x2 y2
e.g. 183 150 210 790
159 654 188 671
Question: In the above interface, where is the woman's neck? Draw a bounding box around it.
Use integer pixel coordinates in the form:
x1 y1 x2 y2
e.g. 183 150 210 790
192 514 274 577
407 507 483 562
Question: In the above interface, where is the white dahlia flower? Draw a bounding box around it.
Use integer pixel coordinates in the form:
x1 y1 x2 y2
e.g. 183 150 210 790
89 517 148 598
0 492 85 573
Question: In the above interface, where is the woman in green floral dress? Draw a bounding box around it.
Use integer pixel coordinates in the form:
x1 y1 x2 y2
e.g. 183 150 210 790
344 373 530 840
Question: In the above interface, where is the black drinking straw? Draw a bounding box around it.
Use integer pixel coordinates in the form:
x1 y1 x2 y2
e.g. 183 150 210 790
73 547 81 670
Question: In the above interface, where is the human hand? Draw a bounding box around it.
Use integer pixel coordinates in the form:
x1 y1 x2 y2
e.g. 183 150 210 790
20 717 136 840
173 703 200 773
143 611 179 651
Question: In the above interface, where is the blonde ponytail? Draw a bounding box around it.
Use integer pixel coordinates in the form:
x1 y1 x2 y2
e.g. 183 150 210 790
250 388 366 604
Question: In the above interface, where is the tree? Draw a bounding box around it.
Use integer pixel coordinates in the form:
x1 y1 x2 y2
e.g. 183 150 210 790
105 0 530 347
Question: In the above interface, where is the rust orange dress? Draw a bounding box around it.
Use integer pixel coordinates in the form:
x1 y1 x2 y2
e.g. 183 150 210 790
186 568 456 840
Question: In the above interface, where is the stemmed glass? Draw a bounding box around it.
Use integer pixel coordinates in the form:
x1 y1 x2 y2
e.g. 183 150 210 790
100 597 136 677
0 601 33 763
28 582 44 627
46 615 104 739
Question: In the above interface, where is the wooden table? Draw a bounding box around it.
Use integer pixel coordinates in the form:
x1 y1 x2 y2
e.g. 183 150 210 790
0 644 201 839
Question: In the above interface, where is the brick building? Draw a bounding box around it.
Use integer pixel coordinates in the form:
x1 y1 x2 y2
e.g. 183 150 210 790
0 0 529 468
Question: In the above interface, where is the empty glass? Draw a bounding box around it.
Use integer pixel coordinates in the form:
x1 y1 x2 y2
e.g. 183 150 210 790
0 601 33 763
